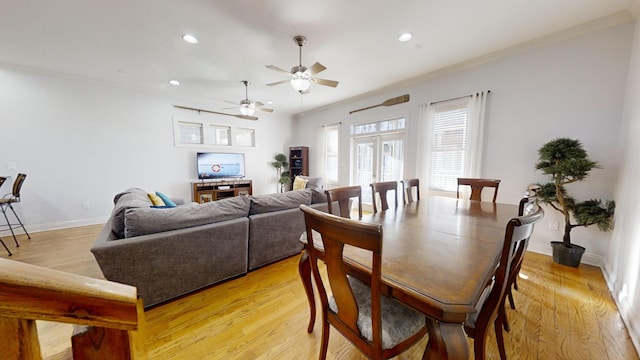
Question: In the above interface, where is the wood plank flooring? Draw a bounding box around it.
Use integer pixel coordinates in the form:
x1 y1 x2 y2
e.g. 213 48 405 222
1 226 638 359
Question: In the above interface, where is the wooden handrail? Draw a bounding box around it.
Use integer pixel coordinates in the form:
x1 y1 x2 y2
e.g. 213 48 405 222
0 258 145 359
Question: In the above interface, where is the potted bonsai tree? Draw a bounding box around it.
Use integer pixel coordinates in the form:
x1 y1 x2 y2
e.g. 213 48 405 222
535 137 615 267
271 153 290 193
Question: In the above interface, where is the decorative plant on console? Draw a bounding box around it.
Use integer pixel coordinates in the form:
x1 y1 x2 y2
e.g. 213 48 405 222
535 137 615 267
271 153 290 193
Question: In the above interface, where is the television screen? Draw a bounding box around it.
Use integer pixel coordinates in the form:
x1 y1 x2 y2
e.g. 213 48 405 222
197 152 245 180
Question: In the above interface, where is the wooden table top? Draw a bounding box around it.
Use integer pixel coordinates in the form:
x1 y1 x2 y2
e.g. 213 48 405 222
342 196 519 323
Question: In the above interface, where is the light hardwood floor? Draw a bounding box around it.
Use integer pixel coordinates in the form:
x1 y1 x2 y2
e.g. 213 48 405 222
1 226 638 359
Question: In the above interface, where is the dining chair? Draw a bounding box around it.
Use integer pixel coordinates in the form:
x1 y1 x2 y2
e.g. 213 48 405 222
462 200 543 360
369 181 398 213
0 177 12 256
400 178 420 204
0 173 31 256
503 193 539 331
324 185 363 219
300 204 428 360
457 178 501 202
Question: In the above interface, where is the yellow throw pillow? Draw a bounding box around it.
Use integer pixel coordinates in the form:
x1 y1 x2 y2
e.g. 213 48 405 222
292 176 309 191
148 193 166 206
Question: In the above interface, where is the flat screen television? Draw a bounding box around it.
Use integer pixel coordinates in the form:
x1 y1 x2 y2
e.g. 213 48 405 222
197 152 245 180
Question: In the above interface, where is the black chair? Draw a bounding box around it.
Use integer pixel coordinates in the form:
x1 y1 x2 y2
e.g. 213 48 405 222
300 204 427 360
400 178 420 204
369 181 398 213
0 173 31 255
462 200 544 359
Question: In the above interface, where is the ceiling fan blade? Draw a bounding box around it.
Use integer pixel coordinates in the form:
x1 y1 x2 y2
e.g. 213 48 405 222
312 78 339 87
306 62 326 76
265 65 292 75
267 80 290 86
256 107 274 113
224 100 239 105
349 94 410 115
173 105 258 120
254 101 264 107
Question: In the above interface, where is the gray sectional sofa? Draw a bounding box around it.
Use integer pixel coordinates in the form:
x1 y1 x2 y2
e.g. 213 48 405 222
91 185 327 308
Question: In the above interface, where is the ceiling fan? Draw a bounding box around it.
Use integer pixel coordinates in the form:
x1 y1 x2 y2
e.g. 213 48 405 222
266 35 339 94
224 80 273 116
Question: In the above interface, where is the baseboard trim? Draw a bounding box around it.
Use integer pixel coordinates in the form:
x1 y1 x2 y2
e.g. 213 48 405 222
0 217 108 237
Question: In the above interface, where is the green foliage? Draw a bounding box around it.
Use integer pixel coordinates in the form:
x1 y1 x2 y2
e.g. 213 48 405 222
535 138 615 244
271 153 290 192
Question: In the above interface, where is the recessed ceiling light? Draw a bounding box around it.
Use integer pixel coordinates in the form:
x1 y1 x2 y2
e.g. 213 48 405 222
182 34 198 44
266 100 274 105
398 32 413 42
169 80 180 86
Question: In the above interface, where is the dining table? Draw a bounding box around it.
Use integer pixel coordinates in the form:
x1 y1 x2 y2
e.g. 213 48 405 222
298 196 520 359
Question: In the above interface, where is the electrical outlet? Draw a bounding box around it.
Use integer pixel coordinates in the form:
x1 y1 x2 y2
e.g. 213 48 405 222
549 219 560 231
7 162 16 171
82 201 91 209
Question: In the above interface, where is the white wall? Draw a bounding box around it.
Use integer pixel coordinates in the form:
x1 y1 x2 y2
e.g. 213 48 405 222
293 19 634 266
0 65 293 232
605 14 640 353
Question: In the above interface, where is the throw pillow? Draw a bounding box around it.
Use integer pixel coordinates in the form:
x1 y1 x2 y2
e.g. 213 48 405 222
293 176 309 191
155 191 177 207
147 193 165 206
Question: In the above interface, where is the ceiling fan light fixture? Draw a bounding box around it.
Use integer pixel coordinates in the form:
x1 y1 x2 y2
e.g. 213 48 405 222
290 72 311 93
240 100 255 116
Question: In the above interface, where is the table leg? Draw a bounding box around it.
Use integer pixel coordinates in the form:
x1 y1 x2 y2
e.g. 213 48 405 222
422 319 469 360
298 250 315 333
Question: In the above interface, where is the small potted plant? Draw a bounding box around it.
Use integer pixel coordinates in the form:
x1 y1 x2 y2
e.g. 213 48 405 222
535 138 615 267
271 153 291 193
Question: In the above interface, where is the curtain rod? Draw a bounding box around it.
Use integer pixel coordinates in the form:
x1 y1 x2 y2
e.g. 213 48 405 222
429 90 491 106
321 121 342 128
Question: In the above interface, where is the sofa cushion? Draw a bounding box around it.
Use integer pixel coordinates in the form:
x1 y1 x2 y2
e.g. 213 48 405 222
148 193 166 206
299 176 324 190
310 188 328 204
155 191 177 207
111 188 152 238
249 189 312 215
292 176 309 191
124 195 251 237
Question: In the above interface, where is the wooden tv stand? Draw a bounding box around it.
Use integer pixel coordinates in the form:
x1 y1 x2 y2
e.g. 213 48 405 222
192 180 252 203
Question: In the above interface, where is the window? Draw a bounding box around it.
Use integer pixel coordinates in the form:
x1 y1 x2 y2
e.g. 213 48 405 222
324 123 340 183
235 128 255 147
177 122 203 145
429 100 468 191
425 92 488 192
207 125 230 146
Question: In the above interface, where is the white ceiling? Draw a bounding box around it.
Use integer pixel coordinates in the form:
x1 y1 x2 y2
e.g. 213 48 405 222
0 0 635 116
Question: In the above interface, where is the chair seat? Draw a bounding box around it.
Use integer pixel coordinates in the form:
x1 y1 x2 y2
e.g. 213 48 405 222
329 276 425 349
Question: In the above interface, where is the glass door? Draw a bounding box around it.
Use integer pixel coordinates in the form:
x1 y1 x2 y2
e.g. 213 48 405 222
353 133 404 206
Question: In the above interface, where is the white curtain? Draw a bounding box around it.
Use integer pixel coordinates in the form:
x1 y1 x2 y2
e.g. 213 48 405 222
417 102 433 192
465 91 490 178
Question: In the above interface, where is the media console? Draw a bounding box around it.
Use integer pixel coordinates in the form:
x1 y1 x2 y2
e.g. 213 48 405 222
192 180 252 203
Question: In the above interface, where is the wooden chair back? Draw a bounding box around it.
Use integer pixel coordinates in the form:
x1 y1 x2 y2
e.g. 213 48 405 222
0 177 6 189
465 201 544 359
324 185 362 219
457 178 501 202
400 179 420 204
300 205 426 359
369 181 398 213
11 173 27 200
